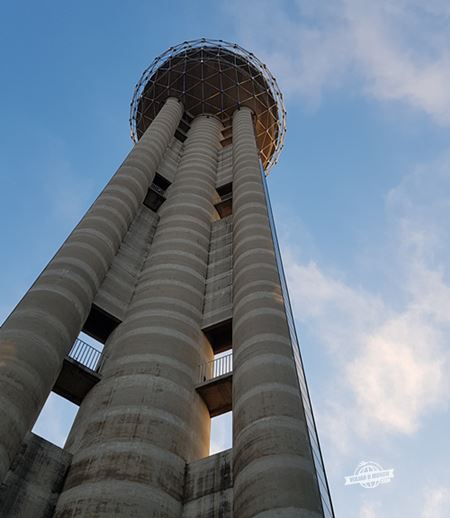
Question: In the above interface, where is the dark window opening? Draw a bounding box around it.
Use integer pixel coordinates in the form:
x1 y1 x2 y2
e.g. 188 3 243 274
217 182 232 198
215 183 233 218
221 125 232 147
203 317 232 354
178 119 191 133
184 111 194 124
82 304 121 344
143 173 171 212
153 172 171 191
174 112 192 143
174 128 188 143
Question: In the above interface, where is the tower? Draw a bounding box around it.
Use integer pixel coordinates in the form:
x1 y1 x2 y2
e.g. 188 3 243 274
0 39 333 517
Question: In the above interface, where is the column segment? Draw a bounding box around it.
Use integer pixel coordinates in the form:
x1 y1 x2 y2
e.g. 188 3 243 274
54 114 222 517
0 98 183 482
231 107 323 517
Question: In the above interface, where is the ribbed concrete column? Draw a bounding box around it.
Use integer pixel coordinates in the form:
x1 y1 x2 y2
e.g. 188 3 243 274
54 114 222 517
231 107 323 517
0 98 183 483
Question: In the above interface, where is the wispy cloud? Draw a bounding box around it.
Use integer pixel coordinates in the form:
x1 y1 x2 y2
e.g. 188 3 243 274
359 500 381 518
283 149 450 446
421 486 450 518
228 0 450 122
285 258 449 444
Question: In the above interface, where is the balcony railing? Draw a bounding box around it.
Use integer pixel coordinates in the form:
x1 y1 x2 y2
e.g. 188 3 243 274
198 352 233 384
68 338 104 372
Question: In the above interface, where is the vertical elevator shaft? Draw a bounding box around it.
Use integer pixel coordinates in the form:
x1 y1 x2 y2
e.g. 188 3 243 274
231 107 323 517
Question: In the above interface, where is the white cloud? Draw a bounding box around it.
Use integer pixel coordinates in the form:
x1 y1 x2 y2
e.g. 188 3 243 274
345 0 450 123
386 150 450 266
228 0 450 123
283 257 385 353
286 258 449 442
359 500 381 518
347 312 445 435
421 486 450 518
282 150 450 443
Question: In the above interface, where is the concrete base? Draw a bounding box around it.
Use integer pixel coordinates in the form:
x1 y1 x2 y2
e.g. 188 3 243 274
0 433 71 518
183 449 233 518
0 433 233 518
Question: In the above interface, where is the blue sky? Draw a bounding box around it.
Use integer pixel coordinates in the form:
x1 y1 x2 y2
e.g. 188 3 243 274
1 2 450 517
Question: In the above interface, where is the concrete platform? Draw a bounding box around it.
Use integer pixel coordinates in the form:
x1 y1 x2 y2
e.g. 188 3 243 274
53 357 101 406
196 373 232 417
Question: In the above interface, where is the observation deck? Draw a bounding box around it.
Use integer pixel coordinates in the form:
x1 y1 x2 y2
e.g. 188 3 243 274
130 38 286 172
196 353 233 417
53 338 103 405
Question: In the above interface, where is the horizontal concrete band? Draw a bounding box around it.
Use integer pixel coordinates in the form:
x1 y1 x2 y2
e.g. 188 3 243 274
55 479 183 517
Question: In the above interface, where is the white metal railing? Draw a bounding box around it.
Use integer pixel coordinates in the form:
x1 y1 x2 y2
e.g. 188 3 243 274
68 338 104 372
198 352 233 384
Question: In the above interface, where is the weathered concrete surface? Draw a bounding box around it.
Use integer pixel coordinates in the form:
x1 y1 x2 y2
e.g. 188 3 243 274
231 107 324 517
92 137 184 323
216 146 233 189
202 216 233 330
0 433 71 517
183 449 232 518
0 98 183 484
93 205 159 321
157 137 184 183
54 115 222 517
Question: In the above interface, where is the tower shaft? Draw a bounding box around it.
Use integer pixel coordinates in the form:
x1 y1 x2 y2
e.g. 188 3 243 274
54 115 222 516
0 98 182 484
232 108 322 516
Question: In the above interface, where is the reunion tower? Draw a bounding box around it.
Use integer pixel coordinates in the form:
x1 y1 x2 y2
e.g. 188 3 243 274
0 39 334 517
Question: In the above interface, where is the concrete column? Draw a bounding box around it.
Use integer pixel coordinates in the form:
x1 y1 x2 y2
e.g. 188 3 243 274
0 98 183 483
54 114 222 517
231 107 323 517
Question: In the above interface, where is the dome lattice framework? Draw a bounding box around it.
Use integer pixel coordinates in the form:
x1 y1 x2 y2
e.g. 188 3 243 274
130 38 286 173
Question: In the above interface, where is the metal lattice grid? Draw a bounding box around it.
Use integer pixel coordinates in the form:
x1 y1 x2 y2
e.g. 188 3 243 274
130 38 286 173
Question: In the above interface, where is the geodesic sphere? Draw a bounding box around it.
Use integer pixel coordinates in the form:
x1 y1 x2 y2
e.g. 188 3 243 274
130 39 286 173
